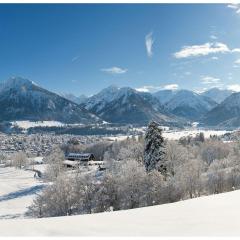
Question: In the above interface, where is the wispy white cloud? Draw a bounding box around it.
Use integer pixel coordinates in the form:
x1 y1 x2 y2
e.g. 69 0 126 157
135 87 151 92
194 87 208 94
145 32 154 58
235 59 240 64
135 84 179 93
227 73 234 81
174 42 230 59
201 76 221 85
233 59 240 68
174 41 240 59
71 56 80 62
232 48 240 53
227 4 239 9
227 84 240 92
184 71 191 75
211 56 219 60
135 85 161 92
227 4 240 14
101 66 128 74
71 79 78 83
163 84 179 90
210 35 218 40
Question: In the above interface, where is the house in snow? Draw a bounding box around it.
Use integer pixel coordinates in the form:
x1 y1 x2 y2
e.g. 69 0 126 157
63 152 103 168
67 153 95 161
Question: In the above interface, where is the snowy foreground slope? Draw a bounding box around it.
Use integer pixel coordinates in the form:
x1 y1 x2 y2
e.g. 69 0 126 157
0 166 45 219
1 190 240 236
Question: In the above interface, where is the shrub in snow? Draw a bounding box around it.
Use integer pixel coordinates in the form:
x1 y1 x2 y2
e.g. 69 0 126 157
45 147 65 181
175 158 204 198
12 151 27 169
28 173 76 217
116 159 148 209
200 141 230 165
73 174 98 214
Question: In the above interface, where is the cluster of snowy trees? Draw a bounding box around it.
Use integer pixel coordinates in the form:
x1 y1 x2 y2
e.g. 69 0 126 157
28 121 240 218
29 158 180 217
2 151 29 169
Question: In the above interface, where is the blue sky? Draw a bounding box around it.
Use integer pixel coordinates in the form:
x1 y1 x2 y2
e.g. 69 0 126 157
1 4 240 96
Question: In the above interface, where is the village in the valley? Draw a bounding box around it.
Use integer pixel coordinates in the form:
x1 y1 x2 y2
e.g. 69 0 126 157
0 132 102 158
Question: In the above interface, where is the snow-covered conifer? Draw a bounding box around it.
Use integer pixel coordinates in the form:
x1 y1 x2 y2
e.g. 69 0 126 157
144 121 166 173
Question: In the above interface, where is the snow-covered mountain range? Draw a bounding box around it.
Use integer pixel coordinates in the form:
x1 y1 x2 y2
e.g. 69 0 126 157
203 92 240 128
163 90 217 120
0 77 99 124
201 87 233 104
81 85 183 125
0 77 238 127
82 86 239 126
152 88 237 127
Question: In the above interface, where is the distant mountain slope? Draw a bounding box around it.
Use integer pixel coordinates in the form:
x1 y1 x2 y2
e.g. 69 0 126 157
0 77 99 124
60 93 87 105
81 86 182 125
202 92 240 127
153 89 177 104
164 90 218 121
201 88 233 104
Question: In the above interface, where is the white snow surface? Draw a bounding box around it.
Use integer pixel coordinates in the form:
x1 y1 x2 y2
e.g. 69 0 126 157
0 190 240 236
11 120 65 129
162 129 230 140
105 130 230 142
0 166 45 219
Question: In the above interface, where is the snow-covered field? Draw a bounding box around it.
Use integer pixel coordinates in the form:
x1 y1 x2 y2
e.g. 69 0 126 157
162 129 230 140
106 129 230 142
0 190 240 236
105 135 133 141
11 120 65 129
0 163 100 221
0 166 45 219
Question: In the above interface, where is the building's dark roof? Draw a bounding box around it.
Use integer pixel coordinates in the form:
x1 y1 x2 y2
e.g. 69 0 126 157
67 153 93 158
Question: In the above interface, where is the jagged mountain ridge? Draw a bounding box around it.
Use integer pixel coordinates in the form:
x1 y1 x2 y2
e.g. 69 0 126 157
81 86 183 125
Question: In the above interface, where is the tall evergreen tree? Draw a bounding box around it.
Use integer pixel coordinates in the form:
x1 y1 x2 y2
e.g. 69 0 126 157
144 121 166 173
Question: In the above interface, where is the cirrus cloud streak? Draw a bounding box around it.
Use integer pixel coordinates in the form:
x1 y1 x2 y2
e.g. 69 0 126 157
101 66 128 74
145 32 154 58
201 76 221 85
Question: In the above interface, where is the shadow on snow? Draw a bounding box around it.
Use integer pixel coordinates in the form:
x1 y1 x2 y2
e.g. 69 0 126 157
0 184 45 202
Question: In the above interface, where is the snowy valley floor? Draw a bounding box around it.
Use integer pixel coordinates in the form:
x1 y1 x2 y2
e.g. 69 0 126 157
0 189 240 236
